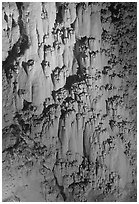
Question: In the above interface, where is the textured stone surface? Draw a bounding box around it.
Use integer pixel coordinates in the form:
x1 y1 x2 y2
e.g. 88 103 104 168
2 2 137 202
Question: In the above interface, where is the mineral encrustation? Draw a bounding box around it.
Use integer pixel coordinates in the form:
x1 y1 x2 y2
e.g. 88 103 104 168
2 2 137 202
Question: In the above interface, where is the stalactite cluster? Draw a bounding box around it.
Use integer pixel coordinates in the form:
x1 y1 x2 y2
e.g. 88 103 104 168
2 2 137 202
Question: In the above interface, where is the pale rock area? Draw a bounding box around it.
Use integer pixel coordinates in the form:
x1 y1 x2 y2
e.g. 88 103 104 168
2 2 137 202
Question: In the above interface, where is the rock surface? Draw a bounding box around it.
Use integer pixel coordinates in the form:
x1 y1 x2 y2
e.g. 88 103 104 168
2 2 137 202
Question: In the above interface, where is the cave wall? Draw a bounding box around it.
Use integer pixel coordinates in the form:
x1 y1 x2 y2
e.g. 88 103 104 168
2 2 137 202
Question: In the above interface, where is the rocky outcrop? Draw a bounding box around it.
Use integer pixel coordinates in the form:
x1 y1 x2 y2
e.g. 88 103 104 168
2 2 137 202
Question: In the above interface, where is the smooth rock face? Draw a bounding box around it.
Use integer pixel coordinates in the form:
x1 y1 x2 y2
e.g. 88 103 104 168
2 2 137 202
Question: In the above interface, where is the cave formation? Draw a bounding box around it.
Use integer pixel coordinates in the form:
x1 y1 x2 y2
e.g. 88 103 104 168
2 2 137 202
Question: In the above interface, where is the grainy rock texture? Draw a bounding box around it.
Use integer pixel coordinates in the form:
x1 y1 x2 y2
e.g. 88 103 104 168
2 2 137 202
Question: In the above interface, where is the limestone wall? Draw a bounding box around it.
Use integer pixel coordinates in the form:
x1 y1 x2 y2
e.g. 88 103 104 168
2 2 137 202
